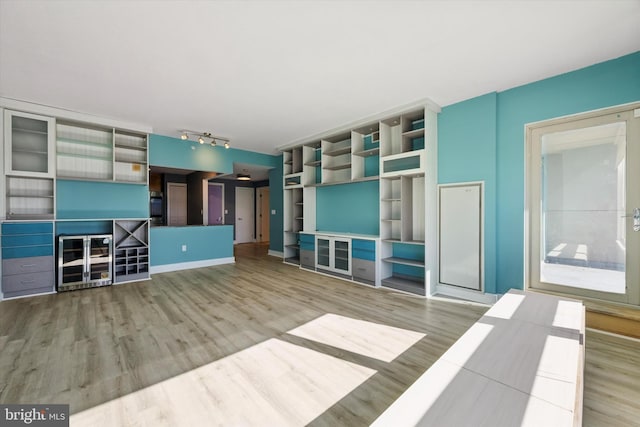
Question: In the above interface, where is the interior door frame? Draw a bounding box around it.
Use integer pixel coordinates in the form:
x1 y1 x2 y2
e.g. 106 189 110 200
256 186 270 242
204 182 225 225
166 182 187 226
525 102 640 306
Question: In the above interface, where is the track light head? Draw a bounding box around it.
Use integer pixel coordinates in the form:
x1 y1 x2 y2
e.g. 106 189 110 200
224 142 230 149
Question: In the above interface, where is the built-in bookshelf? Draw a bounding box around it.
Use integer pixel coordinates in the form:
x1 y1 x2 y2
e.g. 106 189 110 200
279 103 438 296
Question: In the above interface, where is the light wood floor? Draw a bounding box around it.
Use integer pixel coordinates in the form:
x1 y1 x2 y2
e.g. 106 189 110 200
0 243 638 426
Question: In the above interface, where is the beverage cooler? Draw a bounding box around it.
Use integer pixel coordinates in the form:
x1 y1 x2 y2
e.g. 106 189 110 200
57 234 113 291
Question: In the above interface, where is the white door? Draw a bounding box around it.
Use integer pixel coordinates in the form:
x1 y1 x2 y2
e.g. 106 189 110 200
235 187 255 243
167 183 187 226
527 104 640 305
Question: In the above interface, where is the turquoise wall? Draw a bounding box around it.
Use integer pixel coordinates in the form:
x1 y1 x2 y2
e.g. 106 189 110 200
269 159 284 252
316 180 379 235
56 180 149 219
439 92 497 293
439 51 640 294
149 134 284 253
150 225 234 266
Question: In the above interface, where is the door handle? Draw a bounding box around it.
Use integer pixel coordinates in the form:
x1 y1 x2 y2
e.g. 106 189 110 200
621 208 640 231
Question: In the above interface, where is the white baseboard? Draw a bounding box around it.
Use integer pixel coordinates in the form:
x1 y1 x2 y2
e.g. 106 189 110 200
150 257 235 274
268 250 284 258
432 283 499 305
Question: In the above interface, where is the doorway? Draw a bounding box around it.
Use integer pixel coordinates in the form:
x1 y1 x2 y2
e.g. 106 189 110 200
235 187 255 243
526 103 640 305
256 187 270 243
208 183 224 225
167 182 187 226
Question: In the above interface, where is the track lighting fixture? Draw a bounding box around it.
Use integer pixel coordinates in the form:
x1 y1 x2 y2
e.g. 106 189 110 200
179 130 230 148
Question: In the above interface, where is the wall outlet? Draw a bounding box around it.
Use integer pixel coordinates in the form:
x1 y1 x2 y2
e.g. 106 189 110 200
271 209 276 215
181 244 187 252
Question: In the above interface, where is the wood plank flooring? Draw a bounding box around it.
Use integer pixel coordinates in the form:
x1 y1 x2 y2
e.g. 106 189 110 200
0 242 638 426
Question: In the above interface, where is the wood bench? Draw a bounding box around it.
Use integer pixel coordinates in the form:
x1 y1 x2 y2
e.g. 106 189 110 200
372 289 585 426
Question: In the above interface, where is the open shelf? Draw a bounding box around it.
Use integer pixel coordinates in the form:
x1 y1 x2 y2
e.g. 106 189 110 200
382 257 425 267
382 275 425 295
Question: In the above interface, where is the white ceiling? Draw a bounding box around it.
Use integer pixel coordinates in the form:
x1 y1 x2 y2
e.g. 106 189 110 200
1 0 638 155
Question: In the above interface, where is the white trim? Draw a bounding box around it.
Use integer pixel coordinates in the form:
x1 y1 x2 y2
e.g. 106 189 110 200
0 96 152 133
433 283 499 305
1 290 57 301
268 249 284 258
150 257 235 274
436 181 485 293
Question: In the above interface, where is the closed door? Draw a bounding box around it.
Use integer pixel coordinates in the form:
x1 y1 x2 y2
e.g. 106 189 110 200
167 183 187 226
527 104 640 305
235 187 255 243
208 183 224 225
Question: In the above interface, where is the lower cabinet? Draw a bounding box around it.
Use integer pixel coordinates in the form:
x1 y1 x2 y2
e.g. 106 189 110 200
296 233 378 286
1 222 55 298
299 233 315 270
352 239 376 285
316 235 351 276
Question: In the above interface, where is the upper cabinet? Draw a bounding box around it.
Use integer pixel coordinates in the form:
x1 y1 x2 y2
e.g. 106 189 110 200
4 110 55 178
4 110 56 219
56 120 148 184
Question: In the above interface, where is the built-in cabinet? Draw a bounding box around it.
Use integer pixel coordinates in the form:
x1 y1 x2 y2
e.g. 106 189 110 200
1 222 55 298
295 231 378 286
1 102 152 300
56 121 148 184
280 103 438 296
316 235 351 276
113 219 150 283
4 110 56 219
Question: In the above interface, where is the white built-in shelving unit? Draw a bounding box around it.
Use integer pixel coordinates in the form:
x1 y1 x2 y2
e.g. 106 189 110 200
279 101 438 296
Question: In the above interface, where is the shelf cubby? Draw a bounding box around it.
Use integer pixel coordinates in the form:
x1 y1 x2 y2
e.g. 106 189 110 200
113 219 150 283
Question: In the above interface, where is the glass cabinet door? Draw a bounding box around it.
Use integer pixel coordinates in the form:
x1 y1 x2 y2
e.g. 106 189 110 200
334 239 351 273
4 110 55 177
317 237 330 268
59 237 85 286
88 236 112 281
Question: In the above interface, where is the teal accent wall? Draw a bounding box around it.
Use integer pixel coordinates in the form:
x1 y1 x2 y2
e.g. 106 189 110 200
316 180 379 235
150 225 234 266
269 159 284 252
438 51 640 294
439 92 497 293
56 180 149 219
149 134 279 172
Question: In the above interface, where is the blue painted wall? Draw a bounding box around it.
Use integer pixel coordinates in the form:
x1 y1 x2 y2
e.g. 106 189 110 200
438 51 640 294
439 92 497 293
57 180 149 219
150 225 234 266
316 180 379 235
269 160 284 252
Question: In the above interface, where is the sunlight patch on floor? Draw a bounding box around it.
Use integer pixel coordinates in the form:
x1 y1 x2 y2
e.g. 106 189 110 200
70 338 376 427
288 313 426 362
